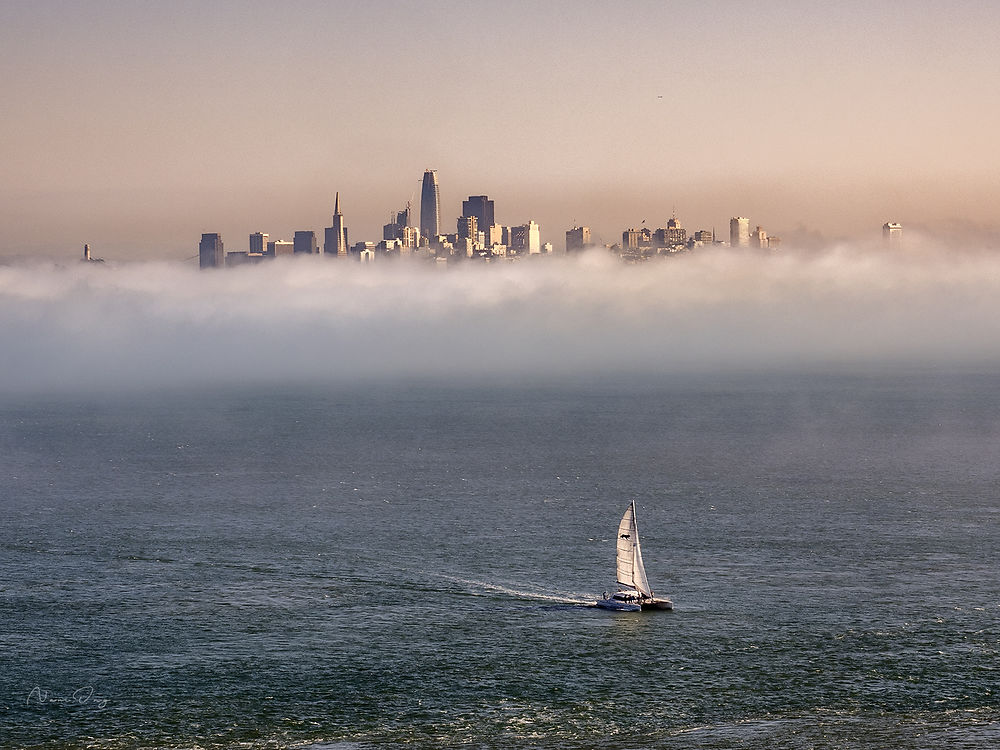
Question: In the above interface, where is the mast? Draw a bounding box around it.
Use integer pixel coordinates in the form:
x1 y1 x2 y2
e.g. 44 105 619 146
631 501 652 599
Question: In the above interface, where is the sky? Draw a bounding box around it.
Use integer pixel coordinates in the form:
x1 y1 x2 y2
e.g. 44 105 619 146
3 0 1000 260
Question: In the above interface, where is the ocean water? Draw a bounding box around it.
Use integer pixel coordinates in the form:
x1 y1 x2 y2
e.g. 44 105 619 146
2 372 999 749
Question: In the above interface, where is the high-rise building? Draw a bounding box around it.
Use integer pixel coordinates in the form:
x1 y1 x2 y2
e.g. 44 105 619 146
324 192 348 256
509 225 527 253
730 217 750 248
293 230 318 254
199 233 224 269
267 240 294 257
528 221 540 255
383 203 411 241
462 195 494 238
509 220 541 254
457 215 478 241
883 222 902 249
750 225 768 249
487 224 505 248
566 226 591 253
420 170 440 242
249 232 268 256
400 225 420 249
623 227 652 251
666 216 686 246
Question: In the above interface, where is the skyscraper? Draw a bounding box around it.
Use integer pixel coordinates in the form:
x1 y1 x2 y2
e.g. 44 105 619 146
527 220 540 254
383 203 411 241
566 226 591 253
730 217 750 248
293 230 318 254
457 215 478 241
509 221 541 254
462 195 494 237
324 192 348 256
420 170 440 242
249 232 268 254
199 233 224 269
883 222 902 249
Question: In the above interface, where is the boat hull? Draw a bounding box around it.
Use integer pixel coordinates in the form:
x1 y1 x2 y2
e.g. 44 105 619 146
640 598 673 611
595 598 641 612
595 595 673 612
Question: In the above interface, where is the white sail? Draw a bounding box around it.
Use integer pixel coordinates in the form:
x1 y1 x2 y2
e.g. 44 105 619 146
632 529 652 599
615 501 653 598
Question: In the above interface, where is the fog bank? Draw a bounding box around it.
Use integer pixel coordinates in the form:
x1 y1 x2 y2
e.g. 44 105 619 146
3 246 999 394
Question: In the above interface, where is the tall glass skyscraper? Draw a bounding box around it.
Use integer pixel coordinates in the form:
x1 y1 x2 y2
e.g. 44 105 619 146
420 170 440 242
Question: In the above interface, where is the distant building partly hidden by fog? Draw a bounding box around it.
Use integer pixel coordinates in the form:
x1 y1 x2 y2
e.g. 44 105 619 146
199 233 224 269
728 216 779 251
883 222 903 249
730 217 750 248
81 243 105 264
565 226 591 253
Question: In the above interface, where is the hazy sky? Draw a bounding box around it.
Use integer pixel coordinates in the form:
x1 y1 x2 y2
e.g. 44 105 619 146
3 0 1000 259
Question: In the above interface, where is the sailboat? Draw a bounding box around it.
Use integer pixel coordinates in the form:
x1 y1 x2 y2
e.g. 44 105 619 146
596 501 673 611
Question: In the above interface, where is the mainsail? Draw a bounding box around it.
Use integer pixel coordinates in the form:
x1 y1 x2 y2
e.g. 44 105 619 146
615 501 653 598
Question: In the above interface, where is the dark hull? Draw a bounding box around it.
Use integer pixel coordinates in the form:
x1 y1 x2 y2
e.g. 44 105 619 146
596 595 673 612
640 598 673 611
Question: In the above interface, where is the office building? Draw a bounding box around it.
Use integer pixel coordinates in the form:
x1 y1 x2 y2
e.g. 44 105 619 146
509 220 541 254
509 225 527 253
400 225 420 249
566 226 591 253
487 224 505 248
293 230 318 254
250 232 268 254
420 170 440 242
730 217 750 248
324 192 348 256
750 225 768 249
457 215 478 241
883 222 902 249
661 216 686 247
462 195 494 238
622 227 652 252
383 204 411 241
267 240 294 257
199 233 224 269
527 225 541 253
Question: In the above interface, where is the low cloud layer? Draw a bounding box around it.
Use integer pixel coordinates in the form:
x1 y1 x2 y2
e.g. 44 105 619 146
3 245 1000 394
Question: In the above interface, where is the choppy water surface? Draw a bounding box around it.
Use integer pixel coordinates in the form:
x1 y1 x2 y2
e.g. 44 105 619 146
2 372 999 748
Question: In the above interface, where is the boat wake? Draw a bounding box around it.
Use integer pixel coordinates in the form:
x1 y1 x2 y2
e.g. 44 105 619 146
437 575 593 607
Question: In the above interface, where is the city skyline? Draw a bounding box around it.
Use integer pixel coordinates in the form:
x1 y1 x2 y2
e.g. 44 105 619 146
2 2 1000 260
182 172 791 266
